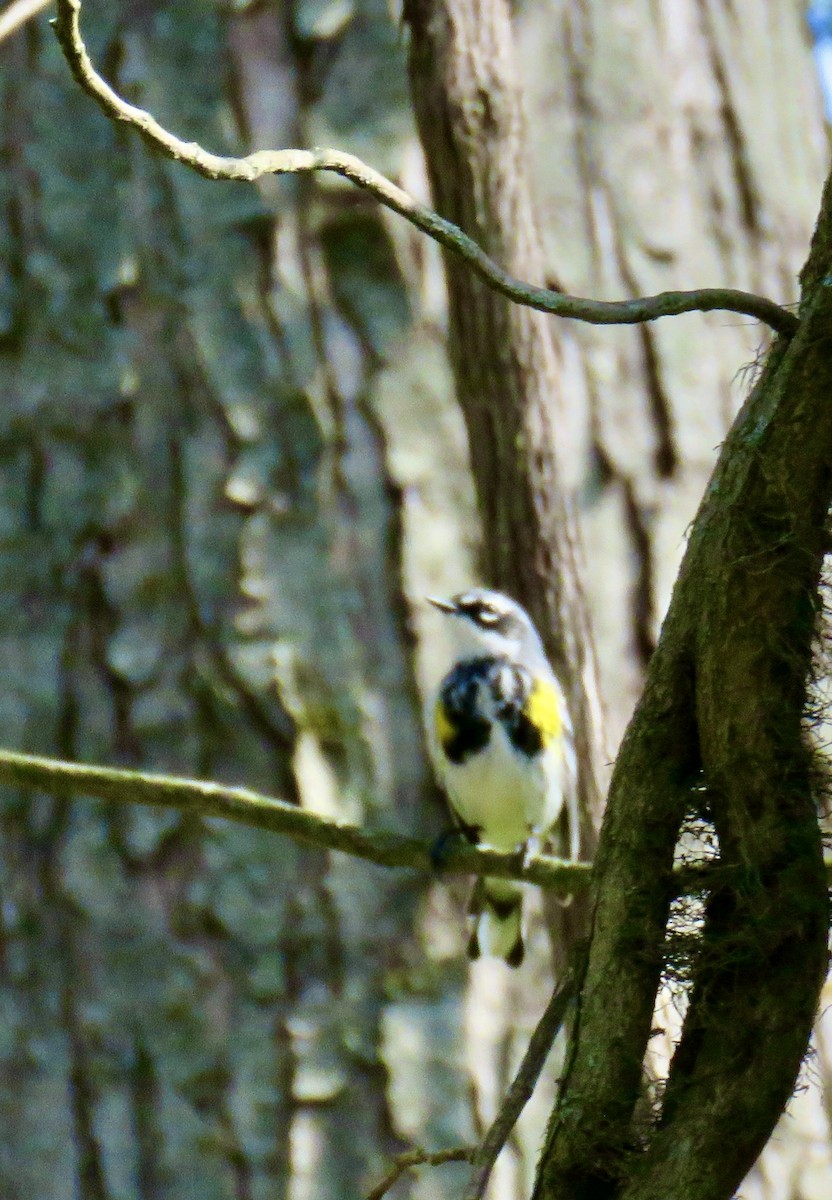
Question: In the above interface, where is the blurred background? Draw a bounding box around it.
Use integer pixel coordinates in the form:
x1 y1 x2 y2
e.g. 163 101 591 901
0 0 829 1197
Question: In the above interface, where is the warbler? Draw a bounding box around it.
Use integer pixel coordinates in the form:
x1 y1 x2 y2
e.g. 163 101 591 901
426 589 576 967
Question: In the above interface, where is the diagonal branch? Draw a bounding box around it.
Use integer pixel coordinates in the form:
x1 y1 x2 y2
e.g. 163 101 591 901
51 0 798 338
367 965 577 1200
0 0 49 44
464 965 578 1200
0 747 589 894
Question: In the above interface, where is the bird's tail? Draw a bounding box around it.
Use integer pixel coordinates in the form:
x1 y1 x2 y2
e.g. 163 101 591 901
467 878 524 968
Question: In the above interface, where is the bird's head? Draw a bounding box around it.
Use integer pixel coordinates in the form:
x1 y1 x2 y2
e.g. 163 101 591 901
427 588 544 663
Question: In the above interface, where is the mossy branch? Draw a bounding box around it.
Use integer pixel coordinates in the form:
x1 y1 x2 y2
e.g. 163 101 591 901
2 747 830 899
52 0 798 338
536 180 832 1200
0 747 589 894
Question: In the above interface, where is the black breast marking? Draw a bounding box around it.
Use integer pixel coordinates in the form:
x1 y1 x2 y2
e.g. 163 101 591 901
437 658 493 764
504 705 544 757
437 655 546 763
489 662 544 758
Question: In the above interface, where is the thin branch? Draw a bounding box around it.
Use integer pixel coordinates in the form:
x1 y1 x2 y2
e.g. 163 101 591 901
0 0 49 44
366 1146 474 1200
463 968 577 1200
51 0 799 339
0 747 590 894
365 968 577 1200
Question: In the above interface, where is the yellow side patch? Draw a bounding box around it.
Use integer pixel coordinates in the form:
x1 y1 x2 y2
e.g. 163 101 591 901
526 677 562 746
434 695 455 752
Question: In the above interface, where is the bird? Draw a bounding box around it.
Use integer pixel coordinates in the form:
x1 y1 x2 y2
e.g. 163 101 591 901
425 588 577 967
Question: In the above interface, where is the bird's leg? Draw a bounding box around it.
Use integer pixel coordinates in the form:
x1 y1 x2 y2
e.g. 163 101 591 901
522 830 544 865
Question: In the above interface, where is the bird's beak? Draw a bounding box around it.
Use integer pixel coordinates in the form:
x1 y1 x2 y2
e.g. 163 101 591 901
426 595 457 614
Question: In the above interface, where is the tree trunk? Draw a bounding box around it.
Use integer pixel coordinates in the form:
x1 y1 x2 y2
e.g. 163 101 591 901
403 0 831 1197
535 168 832 1200
517 0 827 753
0 5 440 1197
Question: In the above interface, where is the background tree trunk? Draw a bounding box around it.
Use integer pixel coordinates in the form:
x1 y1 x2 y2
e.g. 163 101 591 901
0 1 829 1198
0 6 441 1198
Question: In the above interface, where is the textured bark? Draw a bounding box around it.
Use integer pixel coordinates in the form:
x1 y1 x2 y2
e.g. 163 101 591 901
518 0 827 753
0 4 436 1197
534 173 832 1200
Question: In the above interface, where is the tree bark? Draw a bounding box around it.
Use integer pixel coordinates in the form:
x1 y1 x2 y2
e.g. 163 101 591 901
534 170 832 1200
0 5 436 1196
518 0 827 753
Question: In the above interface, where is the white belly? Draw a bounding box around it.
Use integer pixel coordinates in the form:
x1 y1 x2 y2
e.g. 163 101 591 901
441 722 564 851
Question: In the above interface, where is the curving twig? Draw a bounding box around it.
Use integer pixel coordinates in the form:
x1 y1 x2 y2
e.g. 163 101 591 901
51 0 799 338
366 1146 474 1200
0 0 49 45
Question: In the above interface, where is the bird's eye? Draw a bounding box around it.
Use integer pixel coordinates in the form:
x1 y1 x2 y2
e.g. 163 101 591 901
476 606 500 626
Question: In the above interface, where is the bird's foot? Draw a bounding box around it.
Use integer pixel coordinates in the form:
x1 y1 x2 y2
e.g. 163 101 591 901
430 826 475 868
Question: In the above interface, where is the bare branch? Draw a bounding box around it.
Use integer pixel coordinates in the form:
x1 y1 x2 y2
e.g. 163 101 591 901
365 964 577 1200
464 967 578 1200
366 1146 474 1200
0 747 590 894
0 0 49 45
51 0 798 338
